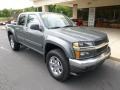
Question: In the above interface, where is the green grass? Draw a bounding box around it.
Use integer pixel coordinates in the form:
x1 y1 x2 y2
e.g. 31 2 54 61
0 17 10 21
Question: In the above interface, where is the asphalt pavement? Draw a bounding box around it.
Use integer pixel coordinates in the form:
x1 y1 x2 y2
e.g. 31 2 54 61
0 28 120 90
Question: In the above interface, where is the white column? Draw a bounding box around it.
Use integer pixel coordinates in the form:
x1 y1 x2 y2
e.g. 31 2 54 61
88 8 96 27
72 4 78 19
42 5 49 12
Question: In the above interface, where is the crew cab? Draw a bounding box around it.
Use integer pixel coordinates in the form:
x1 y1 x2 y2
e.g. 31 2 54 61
6 12 111 81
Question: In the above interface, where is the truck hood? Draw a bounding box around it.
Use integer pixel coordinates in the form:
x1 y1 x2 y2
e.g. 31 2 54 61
46 27 108 43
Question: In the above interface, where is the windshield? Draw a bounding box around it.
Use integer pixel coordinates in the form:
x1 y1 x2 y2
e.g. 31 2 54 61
40 13 76 29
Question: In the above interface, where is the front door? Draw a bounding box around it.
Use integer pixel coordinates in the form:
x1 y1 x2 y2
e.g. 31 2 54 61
25 14 44 54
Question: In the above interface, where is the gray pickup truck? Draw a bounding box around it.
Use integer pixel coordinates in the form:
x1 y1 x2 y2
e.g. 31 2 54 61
6 12 111 81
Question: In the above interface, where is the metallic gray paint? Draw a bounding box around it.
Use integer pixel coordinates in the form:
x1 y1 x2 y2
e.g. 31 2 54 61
6 12 111 72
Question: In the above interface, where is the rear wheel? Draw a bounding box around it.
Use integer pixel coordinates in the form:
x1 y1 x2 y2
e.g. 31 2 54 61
9 35 20 51
46 49 70 81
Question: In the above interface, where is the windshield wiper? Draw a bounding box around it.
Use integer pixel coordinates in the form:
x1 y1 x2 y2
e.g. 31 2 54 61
49 27 61 29
49 25 77 29
63 25 76 28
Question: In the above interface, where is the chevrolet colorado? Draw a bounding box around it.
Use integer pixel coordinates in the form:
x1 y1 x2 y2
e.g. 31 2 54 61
6 12 111 81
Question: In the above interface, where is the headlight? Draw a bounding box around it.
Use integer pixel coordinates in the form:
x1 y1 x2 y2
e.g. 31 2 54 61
79 41 93 47
73 42 80 50
72 42 94 59
72 42 80 59
72 41 93 50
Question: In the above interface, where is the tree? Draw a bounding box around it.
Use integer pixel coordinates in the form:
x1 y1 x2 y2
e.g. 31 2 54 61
49 5 72 17
24 7 36 12
0 9 10 17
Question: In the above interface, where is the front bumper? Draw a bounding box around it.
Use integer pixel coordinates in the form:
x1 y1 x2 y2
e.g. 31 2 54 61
69 50 111 72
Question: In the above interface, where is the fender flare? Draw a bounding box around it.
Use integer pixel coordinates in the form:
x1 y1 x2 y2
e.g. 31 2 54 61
44 35 74 59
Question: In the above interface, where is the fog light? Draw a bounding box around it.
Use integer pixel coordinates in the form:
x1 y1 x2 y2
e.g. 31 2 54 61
80 52 89 56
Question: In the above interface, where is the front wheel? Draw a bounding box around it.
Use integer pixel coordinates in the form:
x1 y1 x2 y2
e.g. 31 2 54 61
9 35 20 51
46 49 70 81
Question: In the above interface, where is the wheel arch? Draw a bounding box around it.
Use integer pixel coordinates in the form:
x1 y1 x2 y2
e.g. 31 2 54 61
44 42 70 63
7 28 18 42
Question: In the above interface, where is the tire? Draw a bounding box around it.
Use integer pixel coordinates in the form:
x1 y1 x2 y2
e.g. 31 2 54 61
46 49 70 81
9 35 20 51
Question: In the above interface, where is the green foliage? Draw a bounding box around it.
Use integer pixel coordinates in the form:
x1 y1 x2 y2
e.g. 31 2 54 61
0 5 72 20
0 7 37 17
0 17 10 21
0 9 11 17
77 8 89 20
24 7 36 12
49 5 72 17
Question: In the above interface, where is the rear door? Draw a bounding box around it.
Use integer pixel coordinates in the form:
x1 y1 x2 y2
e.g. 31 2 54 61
15 14 28 44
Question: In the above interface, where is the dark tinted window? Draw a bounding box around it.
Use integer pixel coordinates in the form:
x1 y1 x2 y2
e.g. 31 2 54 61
18 14 26 26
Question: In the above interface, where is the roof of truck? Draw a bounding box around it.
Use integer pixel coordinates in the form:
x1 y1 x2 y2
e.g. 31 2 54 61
20 12 58 15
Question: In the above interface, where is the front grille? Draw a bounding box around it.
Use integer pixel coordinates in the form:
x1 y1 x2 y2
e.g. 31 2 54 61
79 37 109 60
94 37 108 56
80 45 108 60
95 45 108 56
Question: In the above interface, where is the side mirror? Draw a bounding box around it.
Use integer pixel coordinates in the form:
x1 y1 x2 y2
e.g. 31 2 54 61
30 24 43 31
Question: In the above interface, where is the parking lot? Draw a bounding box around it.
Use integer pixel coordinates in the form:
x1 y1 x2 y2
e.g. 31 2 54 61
0 27 120 90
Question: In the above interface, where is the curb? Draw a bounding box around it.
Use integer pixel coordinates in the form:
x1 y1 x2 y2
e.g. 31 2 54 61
110 56 120 62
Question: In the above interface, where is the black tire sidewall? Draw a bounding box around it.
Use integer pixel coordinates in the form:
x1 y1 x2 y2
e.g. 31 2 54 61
46 49 69 81
9 35 20 51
